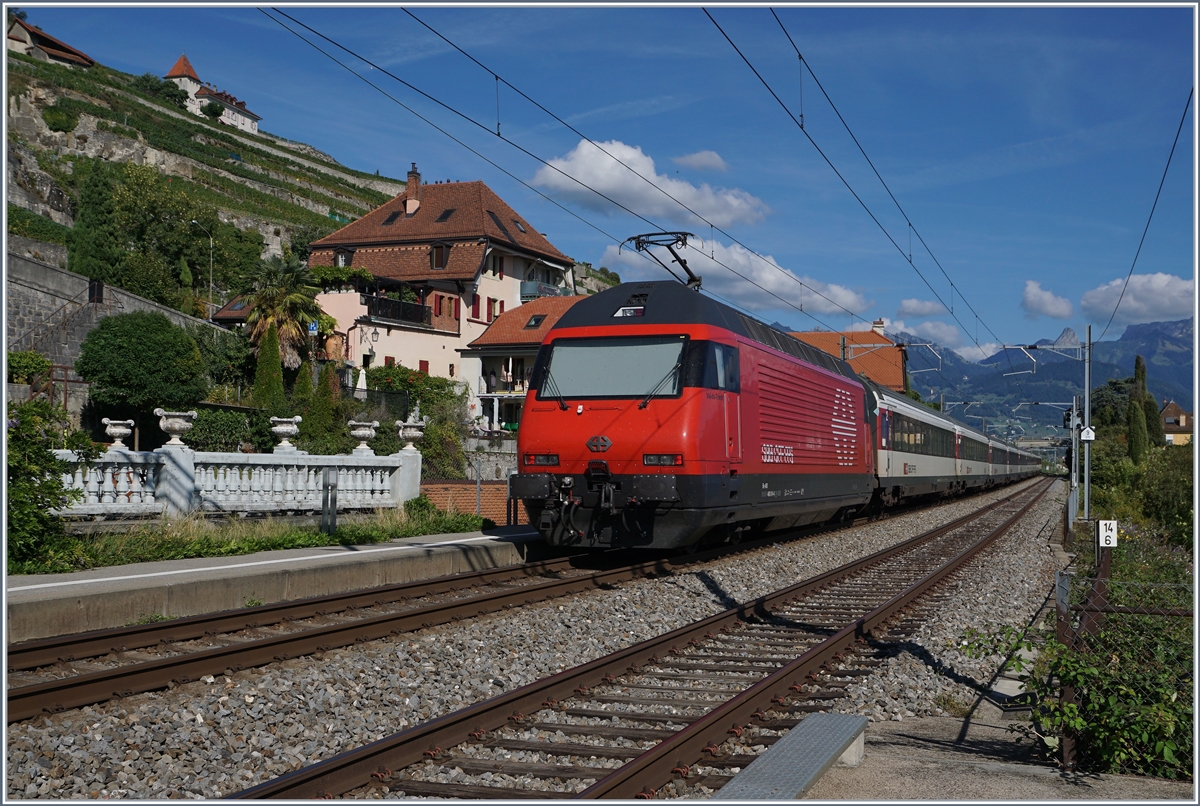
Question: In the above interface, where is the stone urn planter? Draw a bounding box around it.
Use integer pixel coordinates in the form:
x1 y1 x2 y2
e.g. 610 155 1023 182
153 408 197 446
348 420 379 453
101 418 135 449
397 402 428 450
270 415 302 452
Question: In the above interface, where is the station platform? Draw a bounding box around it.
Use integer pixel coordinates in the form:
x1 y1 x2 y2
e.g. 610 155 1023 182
5 525 542 644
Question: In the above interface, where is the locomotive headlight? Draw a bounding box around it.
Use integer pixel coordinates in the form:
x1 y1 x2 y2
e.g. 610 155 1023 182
524 453 559 466
643 454 684 466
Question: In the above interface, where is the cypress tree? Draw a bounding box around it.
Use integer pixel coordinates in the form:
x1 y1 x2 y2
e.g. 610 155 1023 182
1127 395 1148 464
1143 394 1165 447
291 359 314 409
251 323 287 415
67 162 125 283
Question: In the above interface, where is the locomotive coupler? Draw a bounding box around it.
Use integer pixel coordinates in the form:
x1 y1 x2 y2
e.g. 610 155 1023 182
599 482 617 513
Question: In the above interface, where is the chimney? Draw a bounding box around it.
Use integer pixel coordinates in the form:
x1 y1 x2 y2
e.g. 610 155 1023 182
872 318 885 336
405 163 421 215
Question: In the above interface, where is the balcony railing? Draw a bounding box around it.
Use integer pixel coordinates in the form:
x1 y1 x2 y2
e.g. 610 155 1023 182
363 296 431 327
520 281 571 302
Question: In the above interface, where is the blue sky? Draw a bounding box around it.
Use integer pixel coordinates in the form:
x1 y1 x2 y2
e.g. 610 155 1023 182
21 3 1197 359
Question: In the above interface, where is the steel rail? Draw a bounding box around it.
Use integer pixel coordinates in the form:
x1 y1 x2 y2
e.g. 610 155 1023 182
577 477 1053 798
230 479 1049 799
7 556 580 671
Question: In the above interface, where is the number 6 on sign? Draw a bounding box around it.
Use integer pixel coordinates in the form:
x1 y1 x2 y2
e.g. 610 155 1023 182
1096 520 1118 549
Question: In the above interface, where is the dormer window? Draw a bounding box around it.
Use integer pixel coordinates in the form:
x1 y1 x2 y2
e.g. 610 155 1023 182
334 248 354 267
431 243 449 270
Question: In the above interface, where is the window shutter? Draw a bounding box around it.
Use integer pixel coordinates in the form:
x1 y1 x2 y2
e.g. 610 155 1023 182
419 360 429 374
499 300 505 314
435 295 443 316
499 258 504 280
384 356 395 366
472 296 480 319
487 297 494 322
454 297 461 319
449 363 455 377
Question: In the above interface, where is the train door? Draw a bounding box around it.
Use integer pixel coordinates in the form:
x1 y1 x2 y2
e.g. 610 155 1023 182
880 408 891 475
717 344 741 461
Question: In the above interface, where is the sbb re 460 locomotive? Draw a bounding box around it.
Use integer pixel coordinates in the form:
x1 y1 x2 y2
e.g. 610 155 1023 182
510 281 1039 550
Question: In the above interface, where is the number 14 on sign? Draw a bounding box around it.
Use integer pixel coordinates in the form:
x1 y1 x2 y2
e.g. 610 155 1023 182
1096 520 1118 549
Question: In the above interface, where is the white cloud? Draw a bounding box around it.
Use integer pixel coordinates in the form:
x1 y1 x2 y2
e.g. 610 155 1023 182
1080 273 1195 325
1021 280 1074 319
533 139 767 228
897 298 947 317
672 150 728 172
952 342 1003 363
599 238 869 317
911 320 962 346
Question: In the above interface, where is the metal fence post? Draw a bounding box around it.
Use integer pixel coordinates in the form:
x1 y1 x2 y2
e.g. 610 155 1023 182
476 454 482 517
321 467 338 535
1055 570 1077 771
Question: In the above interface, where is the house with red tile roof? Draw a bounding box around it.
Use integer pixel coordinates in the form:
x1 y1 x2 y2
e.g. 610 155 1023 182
458 294 586 431
164 54 261 133
308 163 576 400
7 18 94 68
791 320 909 393
1160 400 1193 446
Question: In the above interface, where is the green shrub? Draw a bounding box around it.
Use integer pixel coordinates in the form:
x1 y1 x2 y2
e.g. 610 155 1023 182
6 203 72 246
250 323 288 415
75 311 207 412
1137 445 1193 546
6 400 100 573
185 408 249 452
7 350 51 383
41 103 79 132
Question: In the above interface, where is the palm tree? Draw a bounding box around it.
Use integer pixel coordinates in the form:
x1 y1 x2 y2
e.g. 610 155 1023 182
244 254 321 370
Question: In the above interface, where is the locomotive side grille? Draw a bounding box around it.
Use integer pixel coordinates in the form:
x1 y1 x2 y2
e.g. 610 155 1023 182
759 364 858 468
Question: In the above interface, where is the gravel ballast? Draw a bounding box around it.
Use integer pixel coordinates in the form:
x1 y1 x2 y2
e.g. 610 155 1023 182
6 480 1065 799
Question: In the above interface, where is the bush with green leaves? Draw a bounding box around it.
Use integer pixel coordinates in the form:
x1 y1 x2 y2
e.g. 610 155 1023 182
185 408 250 452
41 102 79 132
6 399 100 573
1137 445 1193 546
7 202 72 245
7 350 51 384
75 311 207 412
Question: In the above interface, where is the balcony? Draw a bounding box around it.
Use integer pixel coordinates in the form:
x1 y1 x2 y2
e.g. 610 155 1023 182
520 281 571 303
363 295 431 327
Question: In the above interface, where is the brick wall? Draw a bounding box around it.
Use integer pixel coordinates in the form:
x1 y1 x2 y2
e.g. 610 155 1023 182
420 480 530 526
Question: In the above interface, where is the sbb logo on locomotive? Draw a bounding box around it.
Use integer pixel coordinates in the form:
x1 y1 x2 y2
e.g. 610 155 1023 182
762 443 795 464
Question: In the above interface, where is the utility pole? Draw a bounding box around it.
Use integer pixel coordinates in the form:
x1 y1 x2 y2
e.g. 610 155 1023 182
1083 325 1092 520
191 219 214 320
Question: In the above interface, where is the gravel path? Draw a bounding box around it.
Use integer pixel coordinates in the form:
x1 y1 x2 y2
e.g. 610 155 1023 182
6 479 1063 799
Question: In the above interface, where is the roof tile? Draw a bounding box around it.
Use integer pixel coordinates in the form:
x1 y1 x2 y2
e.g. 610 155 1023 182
311 180 571 266
466 295 587 348
792 330 908 392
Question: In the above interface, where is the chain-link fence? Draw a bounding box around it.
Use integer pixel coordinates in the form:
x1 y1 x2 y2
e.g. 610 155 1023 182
1052 570 1193 779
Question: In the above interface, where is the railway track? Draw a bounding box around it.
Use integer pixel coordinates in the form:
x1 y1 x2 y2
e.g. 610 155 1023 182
229 477 1053 799
7 486 1018 725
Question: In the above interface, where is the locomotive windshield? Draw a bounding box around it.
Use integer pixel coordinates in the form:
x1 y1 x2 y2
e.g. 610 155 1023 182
535 335 687 400
533 336 740 401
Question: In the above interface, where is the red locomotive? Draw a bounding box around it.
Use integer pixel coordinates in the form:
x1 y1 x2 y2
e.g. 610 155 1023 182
512 279 882 549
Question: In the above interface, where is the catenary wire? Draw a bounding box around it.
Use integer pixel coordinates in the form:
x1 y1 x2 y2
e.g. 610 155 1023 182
1096 86 1193 341
264 7 846 333
706 7 1032 401
400 7 866 328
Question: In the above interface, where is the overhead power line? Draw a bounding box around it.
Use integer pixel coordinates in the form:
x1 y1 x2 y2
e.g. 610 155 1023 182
1097 85 1193 341
263 7 848 332
705 7 1033 400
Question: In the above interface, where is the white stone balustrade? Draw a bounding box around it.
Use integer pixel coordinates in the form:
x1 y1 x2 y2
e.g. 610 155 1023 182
52 446 422 519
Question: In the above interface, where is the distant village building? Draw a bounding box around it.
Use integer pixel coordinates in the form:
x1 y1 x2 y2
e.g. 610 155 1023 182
309 163 576 408
6 18 94 68
1160 400 1193 446
164 54 261 133
791 320 909 393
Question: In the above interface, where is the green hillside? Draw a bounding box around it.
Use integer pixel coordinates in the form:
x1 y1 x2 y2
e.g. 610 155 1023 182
7 50 402 312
